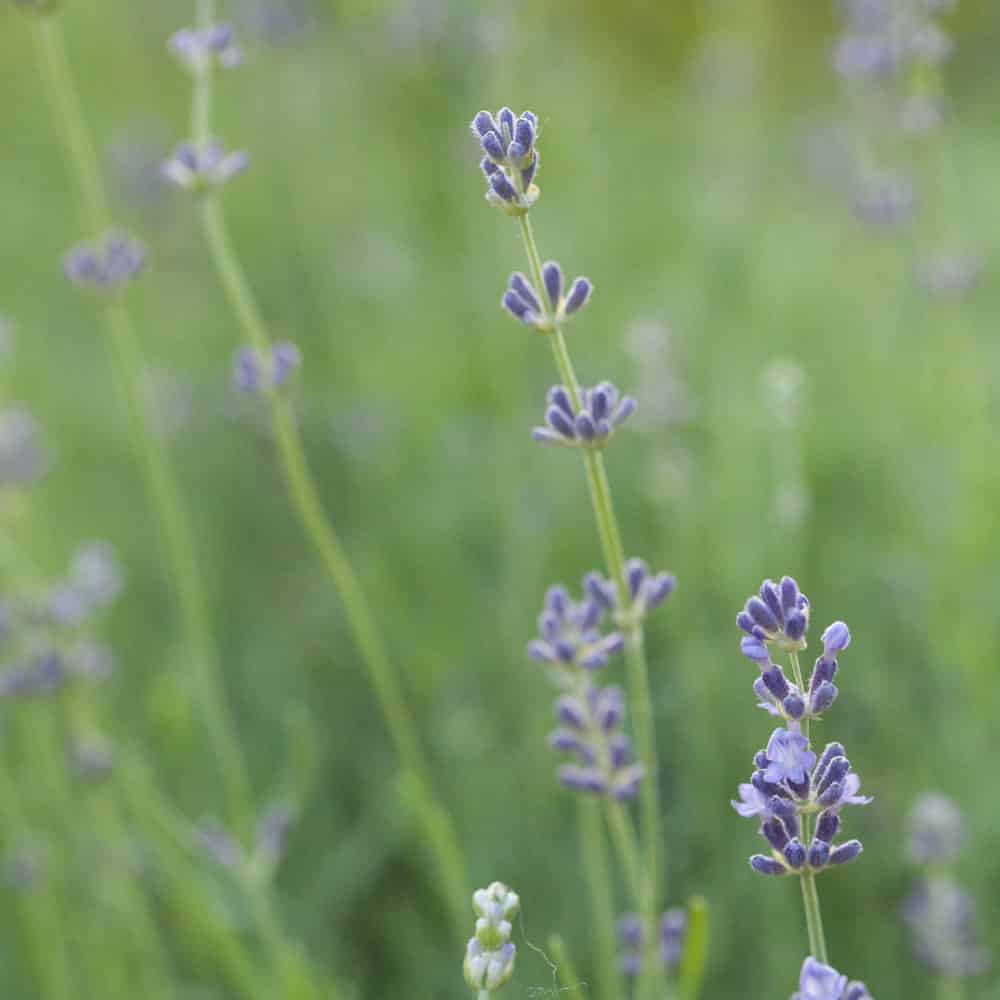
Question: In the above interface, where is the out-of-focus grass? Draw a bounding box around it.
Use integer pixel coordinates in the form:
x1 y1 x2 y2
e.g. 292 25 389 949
1 0 999 996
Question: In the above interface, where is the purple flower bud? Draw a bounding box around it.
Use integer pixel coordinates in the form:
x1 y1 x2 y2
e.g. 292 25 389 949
549 729 583 753
546 406 576 439
271 341 301 388
645 573 676 610
233 347 260 393
558 765 607 795
471 110 497 137
521 151 538 189
736 611 756 636
760 579 783 621
554 640 575 662
480 130 507 163
814 742 846 781
818 782 844 809
542 261 563 311
509 273 541 314
762 665 790 700
611 765 644 801
563 276 592 315
609 734 632 768
761 818 790 852
489 171 517 203
514 116 535 151
527 640 554 663
821 621 851 655
591 385 611 423
502 290 537 326
747 597 780 633
741 635 769 664
783 693 805 719
779 576 800 615
818 756 850 794
497 107 516 142
784 610 807 641
829 839 863 865
783 840 806 869
808 839 831 869
815 810 841 843
750 855 787 876
611 396 637 428
548 385 574 418
626 558 648 600
809 655 838 691
480 157 498 178
554 695 587 729
507 141 528 164
576 412 597 441
810 681 838 714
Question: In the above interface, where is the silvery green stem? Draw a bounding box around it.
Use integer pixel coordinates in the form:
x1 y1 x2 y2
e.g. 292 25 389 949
31 13 254 835
800 869 829 966
517 212 664 998
579 798 623 1000
190 34 467 935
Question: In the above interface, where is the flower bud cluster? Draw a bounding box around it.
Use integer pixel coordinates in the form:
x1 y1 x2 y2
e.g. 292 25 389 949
63 231 147 293
233 342 301 394
464 882 518 994
584 556 676 628
532 383 636 450
169 23 243 73
501 262 592 332
791 957 873 1000
162 140 249 193
471 108 539 215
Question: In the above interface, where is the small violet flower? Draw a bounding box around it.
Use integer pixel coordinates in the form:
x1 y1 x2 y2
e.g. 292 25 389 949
500 261 593 332
63 231 146 292
585 556 676 627
169 23 243 72
233 341 301 394
791 957 873 1000
162 139 249 193
527 583 624 676
532 383 636 450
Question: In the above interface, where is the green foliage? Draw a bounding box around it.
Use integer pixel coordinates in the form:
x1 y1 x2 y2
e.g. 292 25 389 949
1 0 998 997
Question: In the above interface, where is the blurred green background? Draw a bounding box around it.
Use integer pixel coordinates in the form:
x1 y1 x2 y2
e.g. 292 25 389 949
1 0 999 996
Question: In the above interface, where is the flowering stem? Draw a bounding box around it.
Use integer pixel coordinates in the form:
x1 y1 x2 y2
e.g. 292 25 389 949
31 12 254 835
578 798 623 1000
547 934 587 1000
194 148 466 935
517 212 664 996
799 870 829 965
604 800 642 905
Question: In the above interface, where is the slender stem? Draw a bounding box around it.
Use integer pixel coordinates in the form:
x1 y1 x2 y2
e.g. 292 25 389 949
31 12 254 834
603 801 642 905
799 870 829 965
517 212 664 996
194 141 466 932
547 934 587 1000
578 799 623 1000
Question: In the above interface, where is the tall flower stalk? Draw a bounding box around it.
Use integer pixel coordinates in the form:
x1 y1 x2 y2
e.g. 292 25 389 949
470 107 674 1000
163 0 467 934
25 7 253 835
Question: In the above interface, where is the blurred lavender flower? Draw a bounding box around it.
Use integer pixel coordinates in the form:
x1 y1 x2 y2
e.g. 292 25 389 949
0 408 47 487
527 583 623 676
2 847 42 892
233 341 301 394
907 793 965 864
852 173 917 228
162 140 249 193
464 882 518 993
904 878 988 975
63 231 146 292
69 739 115 781
736 728 871 876
255 804 294 868
470 107 540 215
532 382 636 449
617 908 687 977
197 817 244 869
585 557 676 626
552 684 644 801
915 250 983 299
169 23 243 72
791 957 873 1000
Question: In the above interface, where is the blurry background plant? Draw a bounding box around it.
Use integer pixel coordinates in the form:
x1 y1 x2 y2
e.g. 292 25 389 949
1 0 999 997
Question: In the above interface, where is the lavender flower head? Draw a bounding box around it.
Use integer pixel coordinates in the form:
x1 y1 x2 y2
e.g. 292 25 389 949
735 728 871 876
527 582 624 676
617 908 687 977
500 261 593 332
532 383 636 450
552 684 644 801
464 882 518 993
585 556 676 626
233 341 301 394
791 957 873 1000
0 408 47 487
169 23 243 72
471 107 540 215
63 231 146 292
162 139 249 193
907 793 965 865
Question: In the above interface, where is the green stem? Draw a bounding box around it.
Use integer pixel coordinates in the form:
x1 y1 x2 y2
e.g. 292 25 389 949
603 801 642 905
578 799 622 1000
31 12 254 835
517 212 663 996
547 934 587 1000
194 142 466 935
799 870 829 965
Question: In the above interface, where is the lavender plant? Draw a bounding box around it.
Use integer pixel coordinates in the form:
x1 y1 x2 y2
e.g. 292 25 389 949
470 106 694 1000
463 882 519 997
733 578 871 971
161 0 467 934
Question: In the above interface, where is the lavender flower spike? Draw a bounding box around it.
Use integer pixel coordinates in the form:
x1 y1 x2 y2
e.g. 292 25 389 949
162 139 249 193
471 107 540 216
790 957 873 1000
63 231 146 293
532 382 636 450
169 23 243 72
233 342 302 394
464 882 518 993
